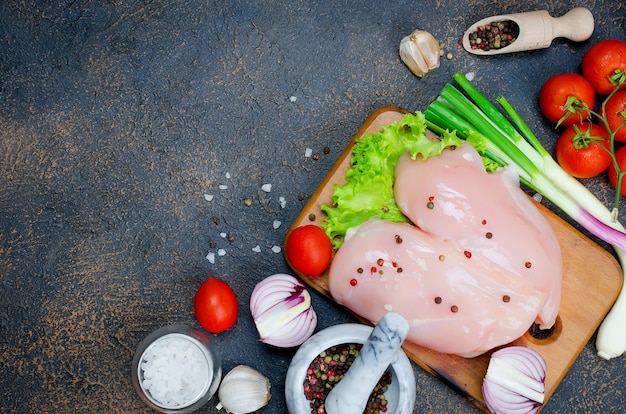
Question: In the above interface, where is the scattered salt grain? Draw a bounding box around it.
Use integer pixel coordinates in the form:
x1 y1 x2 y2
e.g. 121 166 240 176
465 71 475 81
273 220 282 229
278 196 286 208
217 249 226 256
305 148 313 158
532 193 543 202
219 184 228 190
252 245 261 253
206 252 216 264
271 245 281 253
225 172 231 179
220 232 227 238
139 334 211 409
203 194 214 202
289 95 297 102
261 184 272 193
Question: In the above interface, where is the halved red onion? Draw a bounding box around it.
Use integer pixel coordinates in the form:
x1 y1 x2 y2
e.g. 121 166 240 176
482 346 547 414
250 274 317 348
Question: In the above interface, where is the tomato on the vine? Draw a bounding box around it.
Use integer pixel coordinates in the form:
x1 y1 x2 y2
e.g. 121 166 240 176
285 224 332 278
555 122 611 179
194 277 238 333
538 73 595 127
608 145 626 196
603 90 626 142
581 39 626 95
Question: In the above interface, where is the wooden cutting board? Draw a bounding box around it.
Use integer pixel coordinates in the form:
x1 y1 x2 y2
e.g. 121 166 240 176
286 106 624 412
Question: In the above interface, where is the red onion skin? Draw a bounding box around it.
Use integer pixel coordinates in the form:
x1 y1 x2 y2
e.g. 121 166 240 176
482 346 546 414
250 274 317 348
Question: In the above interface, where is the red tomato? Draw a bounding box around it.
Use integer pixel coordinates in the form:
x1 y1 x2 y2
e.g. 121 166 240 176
555 122 611 178
603 90 626 142
194 277 238 333
582 39 626 95
538 73 595 127
608 145 626 196
285 225 332 278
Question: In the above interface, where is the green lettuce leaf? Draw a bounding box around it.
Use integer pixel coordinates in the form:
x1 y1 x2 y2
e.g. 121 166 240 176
320 111 465 249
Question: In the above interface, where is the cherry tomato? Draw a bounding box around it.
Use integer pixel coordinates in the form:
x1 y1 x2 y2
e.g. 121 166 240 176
581 39 626 95
603 90 626 142
608 145 626 196
538 73 595 127
555 122 611 178
285 225 332 278
194 277 238 333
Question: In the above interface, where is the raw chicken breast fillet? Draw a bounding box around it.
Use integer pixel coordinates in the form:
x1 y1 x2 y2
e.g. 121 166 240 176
328 144 562 357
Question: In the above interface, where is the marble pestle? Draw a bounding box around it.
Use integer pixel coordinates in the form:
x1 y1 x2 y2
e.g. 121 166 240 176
324 312 410 414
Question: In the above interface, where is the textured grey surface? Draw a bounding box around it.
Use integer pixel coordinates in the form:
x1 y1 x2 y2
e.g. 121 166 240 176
1 1 625 413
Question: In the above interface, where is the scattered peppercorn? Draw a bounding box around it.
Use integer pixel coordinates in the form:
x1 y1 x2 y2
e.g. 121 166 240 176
525 261 532 269
502 295 511 303
357 267 364 274
312 153 320 160
482 219 487 225
434 296 442 304
485 232 493 239
303 343 392 414
451 305 459 313
394 235 403 244
323 146 330 155
227 234 235 242
309 213 316 221
467 20 519 51
377 258 384 266
438 254 446 261
244 197 253 206
396 267 403 273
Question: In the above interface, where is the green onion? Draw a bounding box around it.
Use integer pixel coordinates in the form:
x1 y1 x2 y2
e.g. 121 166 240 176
426 71 626 360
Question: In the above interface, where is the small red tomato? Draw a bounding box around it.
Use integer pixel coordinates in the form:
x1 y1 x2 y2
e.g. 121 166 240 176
603 91 626 142
194 277 238 333
285 225 332 278
609 145 626 196
555 122 611 178
538 73 595 127
582 39 626 95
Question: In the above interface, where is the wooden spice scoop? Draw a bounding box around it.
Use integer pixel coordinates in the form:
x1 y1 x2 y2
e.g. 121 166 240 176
462 7 594 56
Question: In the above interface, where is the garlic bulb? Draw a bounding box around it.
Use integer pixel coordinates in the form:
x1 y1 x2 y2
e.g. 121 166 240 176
399 30 441 77
216 365 271 414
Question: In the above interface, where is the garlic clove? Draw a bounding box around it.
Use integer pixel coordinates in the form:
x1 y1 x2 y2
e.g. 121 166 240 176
399 30 441 77
216 365 271 414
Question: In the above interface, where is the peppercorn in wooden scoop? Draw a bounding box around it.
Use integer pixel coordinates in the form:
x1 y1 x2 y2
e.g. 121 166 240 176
324 312 410 414
462 7 594 56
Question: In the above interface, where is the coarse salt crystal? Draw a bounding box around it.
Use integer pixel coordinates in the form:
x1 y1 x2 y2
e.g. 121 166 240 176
261 184 272 193
532 193 543 202
220 232 227 238
305 148 313 158
273 220 281 229
219 185 228 190
465 71 475 81
252 245 261 253
203 194 213 201
206 252 215 264
225 172 231 179
278 196 286 208
289 95 297 102
271 245 281 253
217 249 226 256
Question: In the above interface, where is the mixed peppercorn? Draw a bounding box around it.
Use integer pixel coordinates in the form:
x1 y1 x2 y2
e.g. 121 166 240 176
467 20 519 51
303 343 393 414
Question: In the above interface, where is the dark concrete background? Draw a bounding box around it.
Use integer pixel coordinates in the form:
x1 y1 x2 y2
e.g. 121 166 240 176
1 0 625 413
